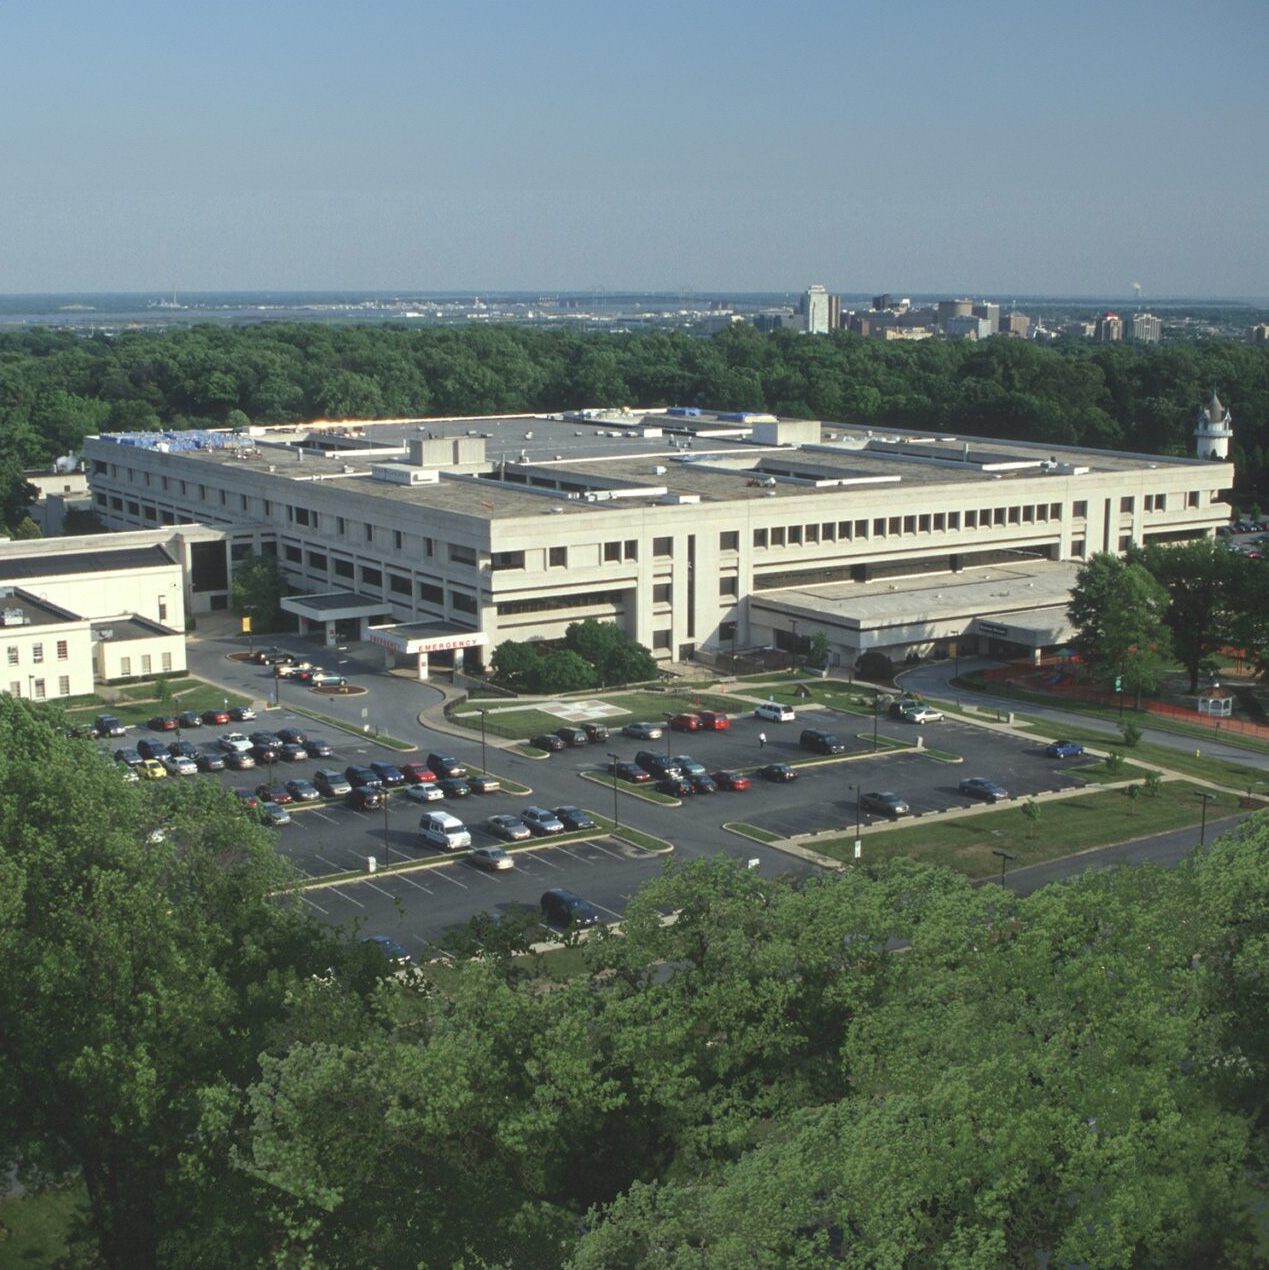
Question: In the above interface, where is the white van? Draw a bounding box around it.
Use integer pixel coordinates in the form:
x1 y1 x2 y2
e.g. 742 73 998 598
418 810 471 851
754 701 796 723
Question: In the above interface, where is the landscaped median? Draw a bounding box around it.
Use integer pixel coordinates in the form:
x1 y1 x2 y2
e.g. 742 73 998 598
287 704 417 752
722 822 782 844
795 780 1258 879
579 769 682 805
63 677 251 728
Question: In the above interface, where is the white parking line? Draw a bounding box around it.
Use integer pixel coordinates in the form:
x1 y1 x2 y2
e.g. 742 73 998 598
554 845 594 865
326 888 365 908
392 872 433 895
360 880 398 899
299 895 329 914
316 854 345 872
592 900 623 920
529 851 565 870
429 869 469 889
309 811 336 824
587 841 624 860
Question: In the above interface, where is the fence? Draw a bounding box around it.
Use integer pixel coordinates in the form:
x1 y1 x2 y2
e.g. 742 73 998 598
975 659 1269 742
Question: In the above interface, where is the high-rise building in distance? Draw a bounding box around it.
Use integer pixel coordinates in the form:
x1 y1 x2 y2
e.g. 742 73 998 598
1094 312 1123 342
1129 313 1162 342
801 285 830 334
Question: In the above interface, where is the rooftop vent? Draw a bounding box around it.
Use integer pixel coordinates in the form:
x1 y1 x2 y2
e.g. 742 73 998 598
0 607 29 627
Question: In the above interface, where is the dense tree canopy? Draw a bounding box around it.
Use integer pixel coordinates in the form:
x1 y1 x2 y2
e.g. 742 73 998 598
1 323 1267 497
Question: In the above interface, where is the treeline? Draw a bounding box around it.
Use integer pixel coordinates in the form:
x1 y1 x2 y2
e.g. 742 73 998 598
1 322 1268 497
5 697 1269 1268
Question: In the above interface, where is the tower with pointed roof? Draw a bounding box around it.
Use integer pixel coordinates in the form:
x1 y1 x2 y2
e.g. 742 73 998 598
1195 390 1232 460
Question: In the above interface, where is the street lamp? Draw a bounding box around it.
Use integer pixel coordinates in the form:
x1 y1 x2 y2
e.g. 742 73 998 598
478 708 488 776
607 751 621 827
991 848 1016 887
664 714 674 757
1195 790 1217 849
273 665 281 708
872 692 880 752
382 792 391 867
854 785 862 859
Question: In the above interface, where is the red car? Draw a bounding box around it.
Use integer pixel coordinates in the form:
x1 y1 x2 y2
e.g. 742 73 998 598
608 759 651 784
401 762 437 784
697 711 731 731
201 709 231 725
711 769 750 791
147 715 178 732
669 713 702 732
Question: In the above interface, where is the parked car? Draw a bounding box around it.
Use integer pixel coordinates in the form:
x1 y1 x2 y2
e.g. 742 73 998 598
94 713 126 737
902 705 944 724
555 726 589 747
800 728 845 754
487 813 532 842
362 934 412 965
162 754 198 776
285 778 320 802
530 733 567 753
223 751 256 771
168 740 198 759
635 751 681 779
622 721 663 740
313 768 352 797
438 777 471 799
468 774 501 794
859 790 910 818
470 845 514 871
697 710 730 731
276 662 314 679
404 782 445 804
1045 739 1086 758
250 730 282 751
303 737 334 758
554 805 596 831
219 732 253 753
345 764 381 788
309 670 346 687
177 711 203 729
257 649 293 666
115 762 140 783
256 783 293 805
201 708 230 725
233 788 259 809
370 761 407 787
669 712 702 732
418 810 471 851
540 888 600 930
137 738 171 761
754 702 796 723
608 759 651 784
276 727 307 745
888 699 923 720
520 806 565 836
959 776 1009 803
278 742 307 762
138 759 167 780
251 743 282 764
259 803 292 827
671 754 707 777
347 785 385 811
228 705 256 722
757 763 799 783
657 775 694 797
711 769 750 791
689 773 718 794
114 747 142 766
426 753 466 778
401 761 437 784
581 722 609 742
148 715 179 732
195 749 225 772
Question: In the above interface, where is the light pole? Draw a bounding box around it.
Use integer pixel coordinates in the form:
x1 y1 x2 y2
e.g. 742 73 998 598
854 785 862 859
273 665 281 708
664 714 674 757
478 708 488 776
382 793 391 867
1195 790 1217 848
992 848 1016 888
872 692 880 752
608 751 621 827
790 619 799 671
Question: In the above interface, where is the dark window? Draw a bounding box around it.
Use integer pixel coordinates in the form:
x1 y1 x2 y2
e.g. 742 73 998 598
903 516 916 534
451 591 478 615
993 508 1006 526
549 546 567 567
719 531 739 551
965 510 978 528
603 541 621 562
284 545 302 564
127 501 140 517
1073 500 1088 518
365 524 374 543
449 544 476 566
333 558 354 578
95 491 107 506
753 528 768 548
948 511 960 529
389 573 411 595
1050 502 1062 519
719 621 737 642
888 517 900 536
623 540 638 561
307 551 327 571
770 527 785 547
360 566 382 587
491 551 525 571
919 514 931 532
418 581 443 605
190 540 229 594
1187 491 1200 508
854 519 868 539
653 629 672 650
719 576 738 597
230 542 251 561
788 525 802 546
653 583 671 603
337 516 346 534
1120 496 1134 513
495 589 626 617
653 536 673 557
393 530 403 550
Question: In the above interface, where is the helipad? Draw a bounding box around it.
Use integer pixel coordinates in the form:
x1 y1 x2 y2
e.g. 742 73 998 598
535 698 629 722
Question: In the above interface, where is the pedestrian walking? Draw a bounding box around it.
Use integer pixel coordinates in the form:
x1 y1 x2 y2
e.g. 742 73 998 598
758 731 767 749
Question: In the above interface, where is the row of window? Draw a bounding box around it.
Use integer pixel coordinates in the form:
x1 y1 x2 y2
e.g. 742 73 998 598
10 676 71 700
117 653 174 677
6 640 70 666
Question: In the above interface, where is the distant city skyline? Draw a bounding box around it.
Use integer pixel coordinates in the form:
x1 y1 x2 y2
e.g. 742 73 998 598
1 0 1265 295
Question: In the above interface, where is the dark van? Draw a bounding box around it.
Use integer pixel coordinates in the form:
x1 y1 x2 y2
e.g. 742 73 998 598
800 728 845 755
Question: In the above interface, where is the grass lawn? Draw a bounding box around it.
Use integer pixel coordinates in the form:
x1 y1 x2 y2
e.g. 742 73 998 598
579 770 681 805
0 1185 88 1270
813 781 1229 877
458 690 737 740
723 822 782 843
763 682 876 716
64 680 250 728
288 705 416 752
1069 758 1152 785
588 812 674 853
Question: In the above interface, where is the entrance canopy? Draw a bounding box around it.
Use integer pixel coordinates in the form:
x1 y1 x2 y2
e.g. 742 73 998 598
281 591 386 622
366 621 488 656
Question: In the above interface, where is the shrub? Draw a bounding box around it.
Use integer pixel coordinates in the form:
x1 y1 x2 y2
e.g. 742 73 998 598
855 651 894 683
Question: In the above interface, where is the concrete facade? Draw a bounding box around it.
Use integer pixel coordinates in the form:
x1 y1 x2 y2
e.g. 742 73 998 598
82 410 1234 669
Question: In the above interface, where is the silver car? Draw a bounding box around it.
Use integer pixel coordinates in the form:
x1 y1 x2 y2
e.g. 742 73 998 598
520 806 565 836
622 721 663 740
405 783 446 804
470 845 515 871
487 813 532 842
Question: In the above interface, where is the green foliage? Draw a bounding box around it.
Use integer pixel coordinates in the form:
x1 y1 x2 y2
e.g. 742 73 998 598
1104 751 1126 775
1144 768 1164 797
536 648 597 694
229 550 286 633
1121 721 1143 747
9 515 42 539
490 638 544 691
1021 797 1041 838
855 650 893 682
807 629 831 669
493 622 656 693
564 619 656 686
0 453 38 531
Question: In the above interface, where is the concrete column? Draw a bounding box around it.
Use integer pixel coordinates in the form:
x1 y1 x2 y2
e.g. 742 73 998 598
453 648 465 671
324 621 337 648
416 651 429 680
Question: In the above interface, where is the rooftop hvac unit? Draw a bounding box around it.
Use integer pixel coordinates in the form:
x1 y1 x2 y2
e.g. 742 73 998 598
1 608 29 626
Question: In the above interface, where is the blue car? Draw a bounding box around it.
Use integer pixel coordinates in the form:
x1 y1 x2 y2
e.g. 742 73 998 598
1044 739 1085 759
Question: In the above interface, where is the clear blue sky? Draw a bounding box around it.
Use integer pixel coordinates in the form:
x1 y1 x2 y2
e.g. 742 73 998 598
1 0 1265 296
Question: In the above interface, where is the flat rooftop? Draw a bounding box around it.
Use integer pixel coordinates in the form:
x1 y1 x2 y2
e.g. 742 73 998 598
750 559 1083 630
0 544 176 581
90 615 179 642
90 409 1226 523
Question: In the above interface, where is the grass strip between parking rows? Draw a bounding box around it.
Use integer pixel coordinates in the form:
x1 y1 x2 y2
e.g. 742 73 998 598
806 780 1251 878
578 770 682 806
723 822 783 844
286 704 417 752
